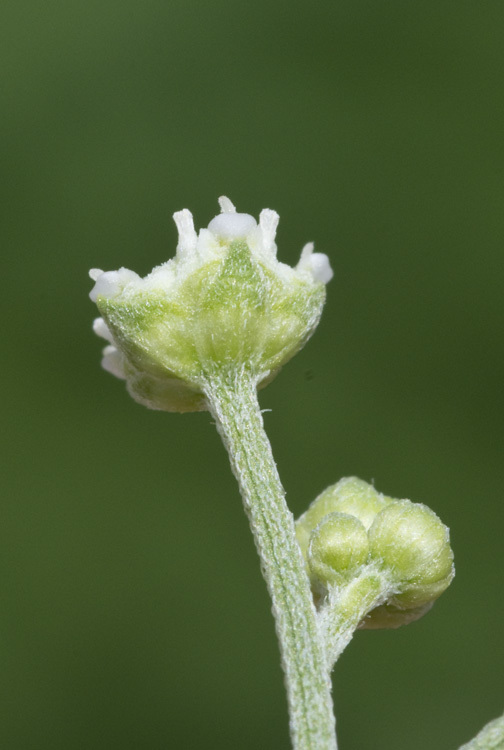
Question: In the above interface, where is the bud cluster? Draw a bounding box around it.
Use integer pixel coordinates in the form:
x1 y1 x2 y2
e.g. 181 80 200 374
296 477 454 628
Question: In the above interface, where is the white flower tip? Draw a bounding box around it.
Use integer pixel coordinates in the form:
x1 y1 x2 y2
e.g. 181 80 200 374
89 268 103 281
207 212 257 240
93 317 114 344
218 196 236 214
310 253 334 284
89 268 139 302
297 243 333 284
101 345 126 380
300 242 315 260
173 208 198 255
259 209 280 254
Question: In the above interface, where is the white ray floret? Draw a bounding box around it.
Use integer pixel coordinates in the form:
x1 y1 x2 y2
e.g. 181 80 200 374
207 199 257 240
92 317 114 344
259 209 280 256
88 268 140 302
297 242 334 284
173 208 198 257
101 345 126 380
218 195 236 213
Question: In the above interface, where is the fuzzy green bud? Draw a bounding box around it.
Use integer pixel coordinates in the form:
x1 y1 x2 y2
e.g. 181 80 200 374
89 197 333 412
361 498 454 629
308 512 370 586
296 477 392 561
368 499 454 609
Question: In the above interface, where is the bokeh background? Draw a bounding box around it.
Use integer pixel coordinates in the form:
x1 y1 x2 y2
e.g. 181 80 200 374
1 1 503 748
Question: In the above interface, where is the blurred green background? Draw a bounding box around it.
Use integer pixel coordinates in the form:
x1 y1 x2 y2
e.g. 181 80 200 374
1 1 503 748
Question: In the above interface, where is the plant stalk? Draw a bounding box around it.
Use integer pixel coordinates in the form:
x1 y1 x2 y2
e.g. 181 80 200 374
202 367 337 750
320 572 388 668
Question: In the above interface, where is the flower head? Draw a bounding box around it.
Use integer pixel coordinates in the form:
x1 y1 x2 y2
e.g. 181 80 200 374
89 197 333 411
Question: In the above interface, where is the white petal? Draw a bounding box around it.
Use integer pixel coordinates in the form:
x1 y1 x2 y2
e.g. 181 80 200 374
89 268 139 302
259 209 279 255
297 243 333 284
218 196 236 214
299 242 314 260
207 212 257 240
101 345 126 380
173 209 198 256
92 317 114 344
89 268 103 281
309 253 333 283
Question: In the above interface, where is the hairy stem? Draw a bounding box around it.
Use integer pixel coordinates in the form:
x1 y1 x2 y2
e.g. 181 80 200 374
319 571 389 668
202 367 337 750
458 713 504 750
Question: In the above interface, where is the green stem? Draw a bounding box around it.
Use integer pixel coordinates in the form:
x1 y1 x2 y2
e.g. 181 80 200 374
458 713 504 749
202 367 337 750
320 571 388 668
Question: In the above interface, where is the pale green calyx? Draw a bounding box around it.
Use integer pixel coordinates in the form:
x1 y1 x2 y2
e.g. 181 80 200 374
296 477 454 629
89 197 333 412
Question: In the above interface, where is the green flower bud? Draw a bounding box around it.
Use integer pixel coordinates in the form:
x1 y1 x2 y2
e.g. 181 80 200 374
368 499 454 609
89 197 332 412
296 477 392 560
297 479 455 630
307 512 369 586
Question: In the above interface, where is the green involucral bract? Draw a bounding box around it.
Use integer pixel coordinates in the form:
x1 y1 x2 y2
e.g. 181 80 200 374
89 197 333 412
296 477 454 629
